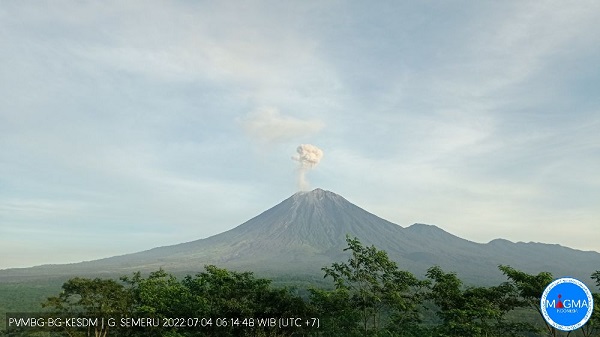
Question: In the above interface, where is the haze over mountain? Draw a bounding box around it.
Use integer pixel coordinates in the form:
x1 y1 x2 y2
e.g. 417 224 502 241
1 189 598 285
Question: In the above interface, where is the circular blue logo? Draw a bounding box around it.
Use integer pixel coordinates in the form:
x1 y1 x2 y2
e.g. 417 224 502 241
540 277 594 331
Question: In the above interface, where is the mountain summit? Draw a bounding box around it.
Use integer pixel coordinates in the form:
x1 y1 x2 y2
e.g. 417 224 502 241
218 188 409 252
1 188 599 285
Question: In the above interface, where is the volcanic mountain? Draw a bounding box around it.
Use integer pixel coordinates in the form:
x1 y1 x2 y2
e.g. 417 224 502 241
1 188 599 285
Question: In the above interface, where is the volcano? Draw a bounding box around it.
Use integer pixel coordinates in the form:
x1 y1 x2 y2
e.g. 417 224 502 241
1 188 599 285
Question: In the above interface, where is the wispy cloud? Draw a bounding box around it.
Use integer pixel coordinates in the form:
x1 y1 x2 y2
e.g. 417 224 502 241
1 1 599 268
239 108 324 144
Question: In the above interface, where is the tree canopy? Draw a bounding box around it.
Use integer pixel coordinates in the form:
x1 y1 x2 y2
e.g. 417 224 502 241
8 238 598 337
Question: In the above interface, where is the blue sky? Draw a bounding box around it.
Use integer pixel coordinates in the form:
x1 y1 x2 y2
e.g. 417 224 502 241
1 1 599 269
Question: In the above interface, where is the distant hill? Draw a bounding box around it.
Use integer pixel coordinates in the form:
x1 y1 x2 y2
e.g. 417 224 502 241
1 188 598 286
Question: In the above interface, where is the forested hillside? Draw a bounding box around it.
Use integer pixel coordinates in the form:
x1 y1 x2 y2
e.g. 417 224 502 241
2 237 599 337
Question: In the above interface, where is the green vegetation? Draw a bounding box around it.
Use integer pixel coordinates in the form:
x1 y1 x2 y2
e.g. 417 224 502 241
0 279 64 334
1 237 598 337
319 236 426 336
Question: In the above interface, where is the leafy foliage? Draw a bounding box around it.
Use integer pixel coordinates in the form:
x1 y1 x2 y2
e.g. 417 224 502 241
321 236 426 336
308 287 362 337
581 271 600 337
426 266 535 337
42 277 130 336
499 265 556 336
27 266 308 337
5 239 597 337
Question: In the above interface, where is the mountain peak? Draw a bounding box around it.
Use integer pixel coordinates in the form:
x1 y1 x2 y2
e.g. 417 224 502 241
295 188 334 196
488 238 513 245
406 223 446 234
213 187 405 255
292 188 344 203
2 189 600 287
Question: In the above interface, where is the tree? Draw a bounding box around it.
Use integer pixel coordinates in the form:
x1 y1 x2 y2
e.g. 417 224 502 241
41 267 309 337
499 265 556 336
181 265 309 337
122 269 194 318
120 269 195 337
593 271 600 288
309 287 361 337
43 277 131 337
322 236 424 336
580 271 600 337
425 266 536 337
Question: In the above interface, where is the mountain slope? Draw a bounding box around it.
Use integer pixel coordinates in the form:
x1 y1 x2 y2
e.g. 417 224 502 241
1 188 598 285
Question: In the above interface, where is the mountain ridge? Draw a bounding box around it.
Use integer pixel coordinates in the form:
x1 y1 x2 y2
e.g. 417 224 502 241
1 188 598 286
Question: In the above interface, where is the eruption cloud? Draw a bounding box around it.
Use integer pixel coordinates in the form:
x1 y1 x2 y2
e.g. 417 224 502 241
292 144 324 191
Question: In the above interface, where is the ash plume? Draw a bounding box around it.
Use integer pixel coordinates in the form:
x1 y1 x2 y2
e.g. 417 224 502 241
292 144 323 191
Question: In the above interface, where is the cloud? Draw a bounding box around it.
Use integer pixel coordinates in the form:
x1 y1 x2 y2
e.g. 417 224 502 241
239 108 324 144
1 1 599 268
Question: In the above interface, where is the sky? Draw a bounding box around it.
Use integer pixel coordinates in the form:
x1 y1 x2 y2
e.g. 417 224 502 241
1 1 599 270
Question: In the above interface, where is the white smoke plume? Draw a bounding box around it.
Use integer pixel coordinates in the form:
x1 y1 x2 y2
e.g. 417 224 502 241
292 144 324 191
